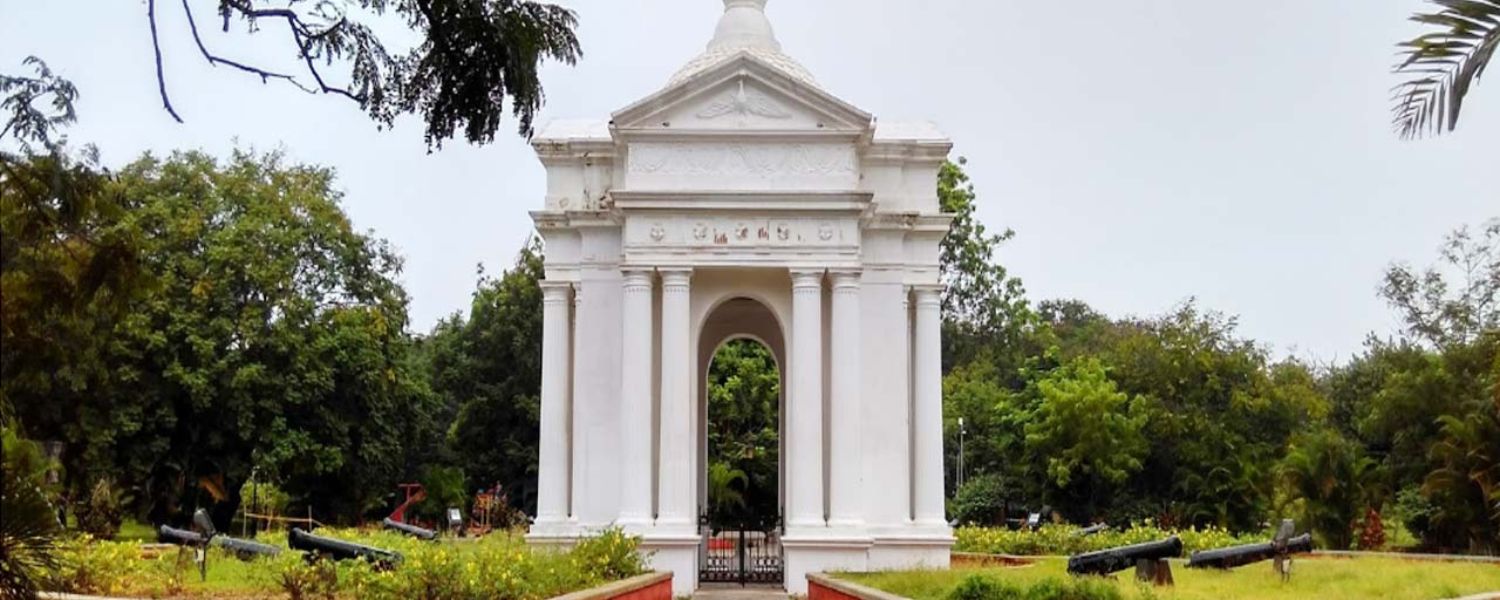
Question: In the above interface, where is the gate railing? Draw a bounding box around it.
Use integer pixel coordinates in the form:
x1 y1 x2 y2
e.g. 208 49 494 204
699 513 783 585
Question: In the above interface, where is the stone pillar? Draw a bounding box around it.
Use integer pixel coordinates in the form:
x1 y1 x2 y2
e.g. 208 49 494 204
536 281 573 525
656 269 694 530
619 268 655 527
911 285 946 526
788 269 826 529
828 270 862 528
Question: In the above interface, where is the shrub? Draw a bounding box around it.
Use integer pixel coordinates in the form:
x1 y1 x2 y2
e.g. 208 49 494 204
1025 577 1122 600
1 466 62 599
571 527 648 582
275 558 339 600
954 522 1260 556
951 474 1012 526
73 478 124 540
43 536 137 596
948 574 1024 600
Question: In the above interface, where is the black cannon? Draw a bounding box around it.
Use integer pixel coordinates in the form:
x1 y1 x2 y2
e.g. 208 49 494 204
1074 523 1110 537
1068 536 1183 585
158 524 207 546
289 527 402 567
214 535 282 558
382 517 437 540
1187 533 1312 570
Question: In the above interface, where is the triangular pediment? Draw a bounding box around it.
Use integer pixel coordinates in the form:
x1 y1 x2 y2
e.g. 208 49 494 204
612 54 873 135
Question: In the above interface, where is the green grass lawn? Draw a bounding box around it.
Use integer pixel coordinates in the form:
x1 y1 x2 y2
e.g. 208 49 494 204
840 556 1500 600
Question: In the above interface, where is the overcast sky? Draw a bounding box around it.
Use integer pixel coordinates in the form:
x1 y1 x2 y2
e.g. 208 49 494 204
2 0 1495 363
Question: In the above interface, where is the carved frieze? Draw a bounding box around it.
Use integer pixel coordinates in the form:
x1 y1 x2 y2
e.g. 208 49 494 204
627 142 859 190
626 216 854 251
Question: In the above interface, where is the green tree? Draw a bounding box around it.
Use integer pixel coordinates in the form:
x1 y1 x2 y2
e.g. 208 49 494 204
1023 357 1147 522
7 149 435 526
704 339 780 528
1279 429 1377 549
938 158 1033 375
434 240 545 515
1380 221 1498 348
1392 0 1499 138
143 0 581 146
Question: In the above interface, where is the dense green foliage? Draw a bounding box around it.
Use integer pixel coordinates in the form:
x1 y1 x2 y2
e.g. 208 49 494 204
3 149 443 528
938 159 1497 552
704 339 782 529
422 240 545 516
40 529 645 599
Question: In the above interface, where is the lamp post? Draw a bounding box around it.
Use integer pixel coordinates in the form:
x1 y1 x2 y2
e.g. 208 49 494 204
957 417 966 490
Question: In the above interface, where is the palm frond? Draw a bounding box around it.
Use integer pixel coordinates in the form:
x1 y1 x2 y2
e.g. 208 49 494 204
1392 0 1500 138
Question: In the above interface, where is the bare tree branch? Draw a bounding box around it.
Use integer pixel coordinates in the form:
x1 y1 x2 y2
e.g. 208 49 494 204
148 0 184 123
180 0 315 93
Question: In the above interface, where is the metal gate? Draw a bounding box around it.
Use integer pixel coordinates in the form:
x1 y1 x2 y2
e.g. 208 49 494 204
699 515 783 585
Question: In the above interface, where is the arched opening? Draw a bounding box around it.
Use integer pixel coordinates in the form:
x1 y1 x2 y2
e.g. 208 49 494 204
697 296 785 585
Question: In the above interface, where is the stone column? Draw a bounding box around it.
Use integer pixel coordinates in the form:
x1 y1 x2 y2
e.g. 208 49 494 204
619 268 655 527
911 285 946 526
788 269 826 529
536 281 573 525
828 270 862 528
656 269 694 530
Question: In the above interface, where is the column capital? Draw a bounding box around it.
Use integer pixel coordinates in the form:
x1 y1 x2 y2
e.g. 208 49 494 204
541 281 573 304
660 268 693 288
790 269 824 289
622 268 654 288
829 270 862 290
912 284 944 306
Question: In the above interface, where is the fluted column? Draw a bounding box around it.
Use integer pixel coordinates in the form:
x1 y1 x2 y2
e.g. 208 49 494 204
788 269 826 529
828 270 862 528
619 268 655 527
536 281 573 524
912 285 946 526
657 269 694 530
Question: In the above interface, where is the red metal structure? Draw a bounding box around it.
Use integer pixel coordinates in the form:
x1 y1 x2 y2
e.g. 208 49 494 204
388 483 426 524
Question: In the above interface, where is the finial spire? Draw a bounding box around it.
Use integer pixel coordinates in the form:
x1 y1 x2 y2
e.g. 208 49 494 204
709 0 781 52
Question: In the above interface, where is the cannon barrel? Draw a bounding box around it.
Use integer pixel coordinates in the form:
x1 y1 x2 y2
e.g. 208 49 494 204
289 528 402 564
1075 523 1110 537
157 525 206 546
213 535 282 558
382 517 437 540
1187 533 1313 570
1067 536 1183 576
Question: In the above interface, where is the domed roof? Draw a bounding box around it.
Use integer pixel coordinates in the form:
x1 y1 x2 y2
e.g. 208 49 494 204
667 0 817 87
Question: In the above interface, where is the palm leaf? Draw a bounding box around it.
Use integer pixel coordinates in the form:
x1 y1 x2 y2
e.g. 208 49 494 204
1392 0 1500 138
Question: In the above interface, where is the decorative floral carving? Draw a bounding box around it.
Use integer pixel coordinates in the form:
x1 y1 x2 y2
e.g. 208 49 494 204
650 225 666 242
693 223 709 240
818 223 835 241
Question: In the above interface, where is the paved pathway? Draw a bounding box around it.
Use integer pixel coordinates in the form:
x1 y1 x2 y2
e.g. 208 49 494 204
692 584 790 600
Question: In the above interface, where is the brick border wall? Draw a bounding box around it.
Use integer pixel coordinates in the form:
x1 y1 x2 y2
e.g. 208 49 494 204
550 572 673 600
806 573 912 600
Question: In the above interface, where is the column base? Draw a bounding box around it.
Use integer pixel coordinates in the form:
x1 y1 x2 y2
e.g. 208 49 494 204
640 532 702 596
525 518 585 548
866 529 954 571
782 534 874 595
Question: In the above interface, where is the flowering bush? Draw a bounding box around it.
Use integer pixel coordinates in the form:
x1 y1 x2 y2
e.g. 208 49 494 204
43 535 138 596
42 527 648 600
954 522 1261 556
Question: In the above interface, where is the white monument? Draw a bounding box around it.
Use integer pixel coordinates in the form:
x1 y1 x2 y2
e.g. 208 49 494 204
526 0 954 593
